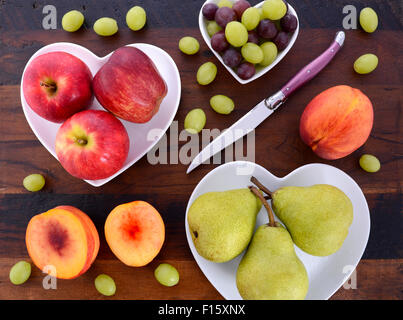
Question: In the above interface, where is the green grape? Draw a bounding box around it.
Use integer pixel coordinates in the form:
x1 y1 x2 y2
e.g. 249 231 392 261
260 41 278 66
262 0 287 20
179 36 200 55
95 274 116 296
93 17 118 36
218 0 233 8
359 154 380 173
354 54 378 74
184 109 206 134
23 174 45 192
359 8 378 33
241 7 260 31
154 263 180 287
241 43 264 64
62 10 84 32
225 21 248 47
206 21 222 37
9 261 31 285
126 6 146 31
197 62 217 85
210 95 235 115
258 7 265 21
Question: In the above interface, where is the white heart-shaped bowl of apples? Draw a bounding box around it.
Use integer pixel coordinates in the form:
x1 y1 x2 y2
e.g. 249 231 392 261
185 161 370 300
20 42 181 187
199 0 299 84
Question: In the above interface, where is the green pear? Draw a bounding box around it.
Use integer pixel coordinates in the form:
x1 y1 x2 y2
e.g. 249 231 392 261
271 184 353 256
236 187 309 300
187 188 262 263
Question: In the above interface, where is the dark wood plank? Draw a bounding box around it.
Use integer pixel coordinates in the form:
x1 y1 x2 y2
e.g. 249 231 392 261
0 258 401 300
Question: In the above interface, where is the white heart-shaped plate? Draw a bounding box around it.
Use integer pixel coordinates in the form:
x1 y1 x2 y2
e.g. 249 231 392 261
185 161 370 300
199 0 299 84
20 42 181 187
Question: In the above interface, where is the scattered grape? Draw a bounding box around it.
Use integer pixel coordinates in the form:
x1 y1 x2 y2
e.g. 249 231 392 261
241 42 264 64
359 154 380 173
184 109 206 134
126 6 146 31
202 3 219 21
206 21 222 37
241 7 260 31
95 274 116 296
273 31 289 51
233 0 251 19
215 7 237 28
211 31 230 52
210 95 235 114
359 7 378 33
260 41 278 66
154 263 180 287
222 47 242 68
9 261 31 285
93 17 118 36
218 0 233 8
225 21 248 47
179 36 200 55
197 62 217 85
280 13 297 33
247 30 259 44
354 54 378 74
262 0 287 20
237 62 255 80
62 10 84 32
23 174 45 192
257 19 278 39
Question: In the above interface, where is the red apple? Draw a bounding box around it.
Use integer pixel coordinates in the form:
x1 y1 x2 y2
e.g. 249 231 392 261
55 110 129 180
93 46 167 123
23 52 93 123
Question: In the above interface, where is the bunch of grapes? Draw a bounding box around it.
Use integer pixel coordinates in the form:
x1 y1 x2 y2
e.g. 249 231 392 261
203 0 297 80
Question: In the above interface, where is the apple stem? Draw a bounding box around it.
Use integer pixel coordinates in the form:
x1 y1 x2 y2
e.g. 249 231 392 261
251 176 273 198
249 186 276 227
76 138 87 146
40 81 57 93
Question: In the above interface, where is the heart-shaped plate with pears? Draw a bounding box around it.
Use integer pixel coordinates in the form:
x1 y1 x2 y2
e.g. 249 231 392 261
185 161 370 300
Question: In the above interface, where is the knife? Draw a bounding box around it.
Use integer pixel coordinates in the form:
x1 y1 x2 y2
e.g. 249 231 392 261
186 31 345 174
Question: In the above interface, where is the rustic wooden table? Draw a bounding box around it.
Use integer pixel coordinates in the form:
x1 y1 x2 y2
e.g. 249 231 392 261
0 0 401 300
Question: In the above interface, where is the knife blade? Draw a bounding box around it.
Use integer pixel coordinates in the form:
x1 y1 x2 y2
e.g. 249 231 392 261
187 31 345 174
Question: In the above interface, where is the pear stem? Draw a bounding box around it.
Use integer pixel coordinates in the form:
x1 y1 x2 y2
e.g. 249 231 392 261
251 176 273 198
249 186 276 227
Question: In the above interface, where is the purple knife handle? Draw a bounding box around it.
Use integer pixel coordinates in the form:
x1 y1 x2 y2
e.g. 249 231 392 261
281 31 345 98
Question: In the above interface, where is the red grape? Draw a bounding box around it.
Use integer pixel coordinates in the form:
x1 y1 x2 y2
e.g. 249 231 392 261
247 30 259 44
237 62 255 80
215 7 237 28
273 31 289 51
222 48 242 68
211 31 230 52
257 19 278 40
202 3 219 21
280 13 297 33
232 0 251 19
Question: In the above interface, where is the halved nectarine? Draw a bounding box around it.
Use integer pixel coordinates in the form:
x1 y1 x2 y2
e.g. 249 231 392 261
105 201 165 267
25 206 99 279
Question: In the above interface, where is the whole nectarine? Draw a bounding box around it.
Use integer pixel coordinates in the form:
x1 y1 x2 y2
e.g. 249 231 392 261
299 85 373 160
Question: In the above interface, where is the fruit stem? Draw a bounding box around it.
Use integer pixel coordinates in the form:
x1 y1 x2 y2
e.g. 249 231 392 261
76 138 87 146
40 81 56 90
251 176 273 198
249 186 276 227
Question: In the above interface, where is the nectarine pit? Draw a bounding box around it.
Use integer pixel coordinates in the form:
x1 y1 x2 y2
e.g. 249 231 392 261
47 220 69 255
